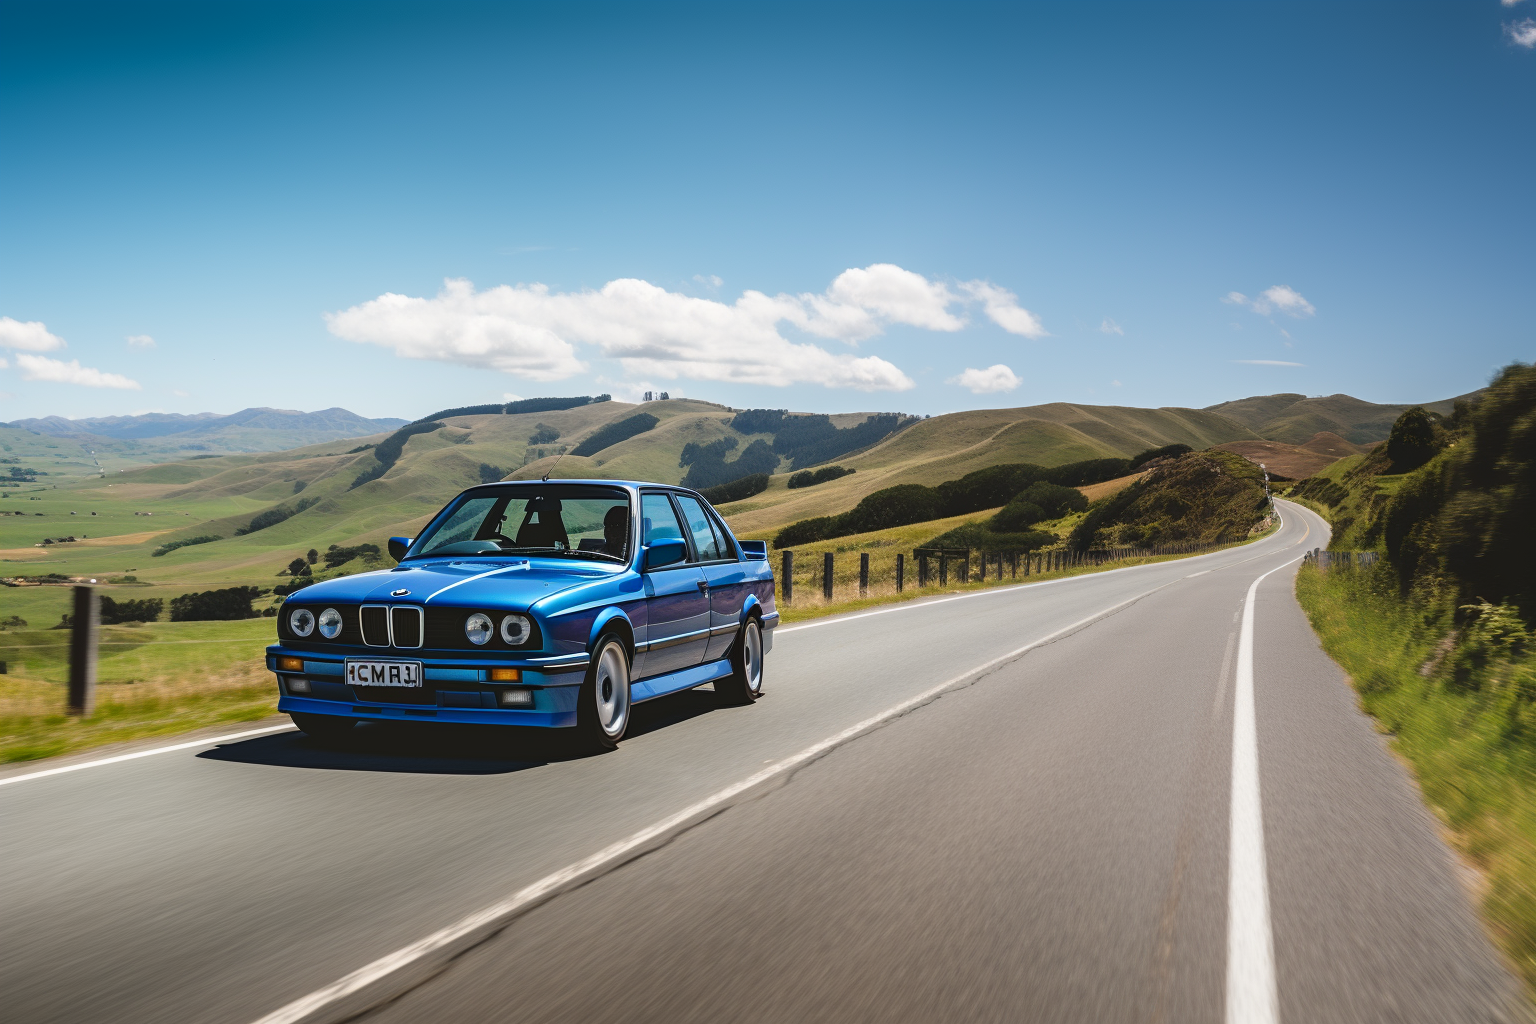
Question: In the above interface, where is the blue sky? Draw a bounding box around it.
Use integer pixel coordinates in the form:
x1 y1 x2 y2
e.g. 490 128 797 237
1 1 1532 423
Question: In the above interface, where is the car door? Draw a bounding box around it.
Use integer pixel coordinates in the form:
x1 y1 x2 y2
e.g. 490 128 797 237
674 493 750 662
635 492 710 680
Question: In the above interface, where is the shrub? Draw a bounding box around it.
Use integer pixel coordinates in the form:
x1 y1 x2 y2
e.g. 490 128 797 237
571 413 659 457
838 484 944 534
99 596 163 624
729 409 787 434
323 542 381 568
152 534 222 557
1129 444 1192 471
698 474 769 505
924 522 1057 554
991 500 1046 533
170 586 261 621
235 496 319 535
773 516 839 548
292 480 307 493
529 423 561 444
286 558 309 576
788 466 854 488
1014 480 1088 520
1385 406 1439 473
478 463 506 483
273 578 315 597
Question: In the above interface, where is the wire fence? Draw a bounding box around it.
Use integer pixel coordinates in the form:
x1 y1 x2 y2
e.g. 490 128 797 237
774 539 1232 606
1301 548 1380 570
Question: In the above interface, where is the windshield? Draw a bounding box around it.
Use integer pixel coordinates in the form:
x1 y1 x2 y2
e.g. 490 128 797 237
410 485 632 563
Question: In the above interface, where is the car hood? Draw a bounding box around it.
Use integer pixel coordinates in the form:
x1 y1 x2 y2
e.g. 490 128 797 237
288 558 616 610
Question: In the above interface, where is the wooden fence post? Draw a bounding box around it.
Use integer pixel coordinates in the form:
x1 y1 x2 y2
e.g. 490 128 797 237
68 585 99 716
978 552 986 582
859 552 869 597
781 550 793 604
939 553 948 587
896 553 905 593
823 552 834 600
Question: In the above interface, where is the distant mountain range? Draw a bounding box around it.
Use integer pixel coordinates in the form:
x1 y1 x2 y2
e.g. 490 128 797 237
7 407 407 442
1202 391 1476 446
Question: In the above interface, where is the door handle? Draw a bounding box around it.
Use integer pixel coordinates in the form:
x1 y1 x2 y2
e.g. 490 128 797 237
696 581 710 593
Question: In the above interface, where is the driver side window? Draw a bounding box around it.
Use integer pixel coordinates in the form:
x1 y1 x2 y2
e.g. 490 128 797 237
641 494 685 546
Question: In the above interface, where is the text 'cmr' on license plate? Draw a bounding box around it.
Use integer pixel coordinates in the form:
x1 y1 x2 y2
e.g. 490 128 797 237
346 659 424 687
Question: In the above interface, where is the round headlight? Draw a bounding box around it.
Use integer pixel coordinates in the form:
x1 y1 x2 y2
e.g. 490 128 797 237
465 612 494 645
289 607 315 637
318 607 343 639
501 613 531 645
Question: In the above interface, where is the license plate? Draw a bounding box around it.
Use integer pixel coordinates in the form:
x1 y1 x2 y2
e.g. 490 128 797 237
345 659 423 687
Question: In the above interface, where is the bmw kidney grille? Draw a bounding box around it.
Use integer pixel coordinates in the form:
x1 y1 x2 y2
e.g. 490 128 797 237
359 604 423 648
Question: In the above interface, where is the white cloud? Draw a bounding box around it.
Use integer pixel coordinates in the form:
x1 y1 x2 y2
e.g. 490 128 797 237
1506 0 1528 6
502 392 524 402
126 334 156 348
693 275 723 288
1100 317 1124 336
0 356 8 370
1223 285 1315 318
1508 17 1536 46
959 281 1048 338
172 389 190 397
949 364 1022 393
0 317 67 352
15 354 142 389
1111 379 1123 387
327 265 1046 392
1233 359 1305 367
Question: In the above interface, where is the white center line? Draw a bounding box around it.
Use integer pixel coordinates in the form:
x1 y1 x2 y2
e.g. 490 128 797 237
1227 559 1297 1024
0 724 296 788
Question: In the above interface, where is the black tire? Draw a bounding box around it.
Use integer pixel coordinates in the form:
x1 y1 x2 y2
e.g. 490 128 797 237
289 712 356 742
716 617 764 706
572 633 631 753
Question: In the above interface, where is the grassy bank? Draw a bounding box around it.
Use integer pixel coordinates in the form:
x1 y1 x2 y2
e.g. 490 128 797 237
0 619 276 763
1296 561 1536 991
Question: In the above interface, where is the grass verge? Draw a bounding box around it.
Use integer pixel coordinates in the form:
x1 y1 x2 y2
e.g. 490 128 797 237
1295 561 1536 993
0 619 276 763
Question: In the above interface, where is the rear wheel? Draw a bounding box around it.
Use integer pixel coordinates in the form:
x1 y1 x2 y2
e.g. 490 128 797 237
716 618 764 706
573 634 631 753
289 712 356 742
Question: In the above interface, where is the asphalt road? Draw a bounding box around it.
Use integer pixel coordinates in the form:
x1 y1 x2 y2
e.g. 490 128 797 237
0 501 1521 1023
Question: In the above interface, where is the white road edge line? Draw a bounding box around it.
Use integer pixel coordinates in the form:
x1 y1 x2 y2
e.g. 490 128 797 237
1226 557 1301 1024
0 724 296 788
247 578 1188 1024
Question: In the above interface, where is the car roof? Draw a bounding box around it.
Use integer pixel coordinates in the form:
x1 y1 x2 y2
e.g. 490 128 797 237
460 479 699 494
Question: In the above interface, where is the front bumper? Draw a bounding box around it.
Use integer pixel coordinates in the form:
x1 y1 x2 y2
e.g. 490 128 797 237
266 644 586 728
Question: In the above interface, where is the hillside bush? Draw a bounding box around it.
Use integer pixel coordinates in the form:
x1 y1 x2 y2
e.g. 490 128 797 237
323 543 381 568
1068 451 1266 551
1015 480 1088 519
679 437 778 490
923 522 1057 554
351 420 444 488
505 395 605 416
152 534 222 557
838 484 944 534
788 466 854 488
571 413 659 457
235 496 319 536
529 423 561 444
990 500 1046 533
1384 406 1439 473
698 474 769 505
773 516 839 548
170 586 261 621
729 409 786 434
99 596 163 624
478 463 506 483
1129 444 1193 471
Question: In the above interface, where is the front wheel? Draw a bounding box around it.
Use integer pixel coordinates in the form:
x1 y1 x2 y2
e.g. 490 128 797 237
289 712 356 743
716 618 764 706
573 634 631 753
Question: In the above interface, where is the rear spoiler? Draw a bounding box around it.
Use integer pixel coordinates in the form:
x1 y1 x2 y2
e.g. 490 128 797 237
738 540 768 561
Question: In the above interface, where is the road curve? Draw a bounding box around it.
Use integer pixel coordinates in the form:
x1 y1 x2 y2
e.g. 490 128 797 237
0 501 1520 1023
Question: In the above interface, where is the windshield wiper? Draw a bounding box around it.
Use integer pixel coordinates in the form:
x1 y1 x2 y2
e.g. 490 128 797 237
497 546 627 564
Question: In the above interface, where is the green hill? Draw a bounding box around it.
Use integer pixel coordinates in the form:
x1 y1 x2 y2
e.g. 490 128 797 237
1204 391 1477 446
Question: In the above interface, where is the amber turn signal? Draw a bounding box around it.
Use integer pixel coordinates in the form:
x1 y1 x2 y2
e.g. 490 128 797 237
277 656 304 672
489 668 521 682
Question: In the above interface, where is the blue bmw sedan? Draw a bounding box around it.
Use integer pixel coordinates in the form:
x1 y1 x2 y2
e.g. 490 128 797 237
265 480 776 751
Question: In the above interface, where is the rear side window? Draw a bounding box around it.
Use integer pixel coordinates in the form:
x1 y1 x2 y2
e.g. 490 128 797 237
641 494 685 545
675 495 730 562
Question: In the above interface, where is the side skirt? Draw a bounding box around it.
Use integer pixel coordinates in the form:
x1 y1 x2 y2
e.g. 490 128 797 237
632 658 733 703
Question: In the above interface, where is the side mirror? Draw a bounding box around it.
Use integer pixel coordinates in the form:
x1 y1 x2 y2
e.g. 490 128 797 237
388 536 412 562
738 540 768 561
643 538 687 571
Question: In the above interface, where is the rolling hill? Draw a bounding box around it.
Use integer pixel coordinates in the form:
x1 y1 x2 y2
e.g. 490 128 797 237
1203 391 1476 446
